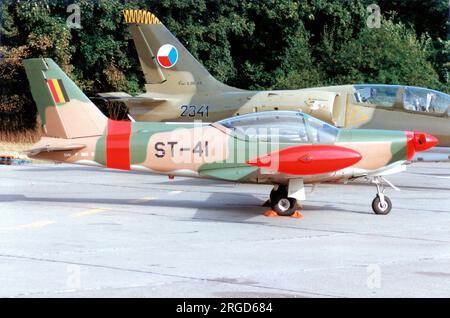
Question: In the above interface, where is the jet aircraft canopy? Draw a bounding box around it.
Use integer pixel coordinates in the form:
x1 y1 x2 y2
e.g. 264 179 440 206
353 84 450 116
217 111 339 143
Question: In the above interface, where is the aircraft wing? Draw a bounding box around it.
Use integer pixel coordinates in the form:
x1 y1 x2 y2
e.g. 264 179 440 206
199 166 258 181
92 92 168 104
365 164 407 177
26 144 86 155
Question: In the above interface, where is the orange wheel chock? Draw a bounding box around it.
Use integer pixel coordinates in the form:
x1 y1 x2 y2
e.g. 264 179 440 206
264 210 303 218
291 211 303 218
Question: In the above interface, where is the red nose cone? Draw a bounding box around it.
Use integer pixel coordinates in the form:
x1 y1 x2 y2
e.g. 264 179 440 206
246 145 362 175
414 133 439 152
406 131 439 160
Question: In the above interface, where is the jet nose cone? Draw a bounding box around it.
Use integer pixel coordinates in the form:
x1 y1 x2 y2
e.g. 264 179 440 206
414 132 439 152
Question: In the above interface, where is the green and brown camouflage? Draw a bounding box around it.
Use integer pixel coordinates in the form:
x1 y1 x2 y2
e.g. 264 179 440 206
108 9 449 161
24 58 436 185
24 58 439 214
24 58 106 139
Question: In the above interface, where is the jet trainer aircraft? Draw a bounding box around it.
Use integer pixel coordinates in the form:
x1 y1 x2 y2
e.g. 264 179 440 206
24 58 437 216
97 9 450 162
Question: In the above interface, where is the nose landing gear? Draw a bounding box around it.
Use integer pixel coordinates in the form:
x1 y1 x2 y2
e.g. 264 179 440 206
371 177 399 215
372 193 392 215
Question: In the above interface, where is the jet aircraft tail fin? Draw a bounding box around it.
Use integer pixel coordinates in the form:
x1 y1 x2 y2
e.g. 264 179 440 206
23 58 107 139
123 9 240 94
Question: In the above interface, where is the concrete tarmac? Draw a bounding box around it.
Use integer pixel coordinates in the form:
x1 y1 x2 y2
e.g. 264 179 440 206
0 162 449 297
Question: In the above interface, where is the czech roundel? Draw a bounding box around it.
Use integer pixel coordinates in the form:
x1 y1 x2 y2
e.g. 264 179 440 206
157 44 178 68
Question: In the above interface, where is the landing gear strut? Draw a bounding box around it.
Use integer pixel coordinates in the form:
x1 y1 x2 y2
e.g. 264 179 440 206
270 185 297 216
371 177 395 215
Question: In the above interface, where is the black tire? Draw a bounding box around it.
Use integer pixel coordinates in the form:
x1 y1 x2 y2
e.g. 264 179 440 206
270 185 287 203
372 196 392 215
272 197 297 216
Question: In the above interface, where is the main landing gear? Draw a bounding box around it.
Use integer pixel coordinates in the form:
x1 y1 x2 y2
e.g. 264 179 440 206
270 185 298 216
371 177 399 215
269 179 305 217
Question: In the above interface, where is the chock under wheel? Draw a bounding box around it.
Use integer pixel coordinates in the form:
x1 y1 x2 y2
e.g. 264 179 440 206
264 210 303 218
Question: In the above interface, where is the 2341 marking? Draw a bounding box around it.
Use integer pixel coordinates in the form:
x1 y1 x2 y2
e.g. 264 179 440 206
180 105 209 118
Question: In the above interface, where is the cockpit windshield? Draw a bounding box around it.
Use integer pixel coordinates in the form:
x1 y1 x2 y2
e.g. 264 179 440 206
217 111 339 144
353 84 450 116
403 86 450 114
354 84 399 107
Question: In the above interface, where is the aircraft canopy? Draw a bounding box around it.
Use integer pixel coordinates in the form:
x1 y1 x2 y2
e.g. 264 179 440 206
217 111 339 143
353 84 450 116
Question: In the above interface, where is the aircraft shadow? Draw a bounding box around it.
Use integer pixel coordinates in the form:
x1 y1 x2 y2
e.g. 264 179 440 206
0 193 268 223
0 191 374 221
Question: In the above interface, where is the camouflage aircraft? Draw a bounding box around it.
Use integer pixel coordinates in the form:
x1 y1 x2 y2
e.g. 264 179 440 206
24 58 438 216
97 9 450 162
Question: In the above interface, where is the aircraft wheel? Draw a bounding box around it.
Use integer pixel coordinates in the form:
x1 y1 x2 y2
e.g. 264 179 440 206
272 197 297 216
372 195 392 215
270 185 287 204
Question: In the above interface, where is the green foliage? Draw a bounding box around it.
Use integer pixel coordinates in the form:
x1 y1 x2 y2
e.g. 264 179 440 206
367 0 449 91
317 19 444 88
0 0 448 134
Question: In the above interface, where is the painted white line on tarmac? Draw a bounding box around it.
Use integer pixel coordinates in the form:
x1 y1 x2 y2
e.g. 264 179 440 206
71 208 111 218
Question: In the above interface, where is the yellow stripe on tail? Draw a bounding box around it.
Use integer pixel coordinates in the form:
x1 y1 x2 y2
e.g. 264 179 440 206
52 79 66 103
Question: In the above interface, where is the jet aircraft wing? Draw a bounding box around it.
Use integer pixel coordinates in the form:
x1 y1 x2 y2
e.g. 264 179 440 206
92 92 169 104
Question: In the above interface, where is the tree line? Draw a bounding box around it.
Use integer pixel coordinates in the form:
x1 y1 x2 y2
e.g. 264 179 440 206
0 0 448 140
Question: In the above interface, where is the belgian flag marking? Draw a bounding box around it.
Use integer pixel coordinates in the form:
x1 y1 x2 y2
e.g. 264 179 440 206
47 79 69 104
